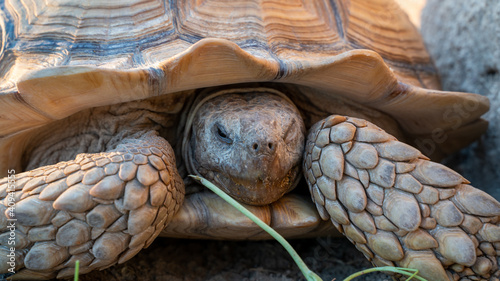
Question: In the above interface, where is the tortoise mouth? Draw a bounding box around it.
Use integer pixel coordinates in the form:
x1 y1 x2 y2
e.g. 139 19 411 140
211 164 301 206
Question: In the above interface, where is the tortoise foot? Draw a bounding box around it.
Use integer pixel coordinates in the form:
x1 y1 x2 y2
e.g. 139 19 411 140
0 131 184 279
304 115 500 281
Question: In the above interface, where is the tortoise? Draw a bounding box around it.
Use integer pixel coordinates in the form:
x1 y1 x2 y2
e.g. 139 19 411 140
0 0 499 280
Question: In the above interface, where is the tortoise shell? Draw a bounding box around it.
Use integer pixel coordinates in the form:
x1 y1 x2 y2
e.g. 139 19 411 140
0 0 489 176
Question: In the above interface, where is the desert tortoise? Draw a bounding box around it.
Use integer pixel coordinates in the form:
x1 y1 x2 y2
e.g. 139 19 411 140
0 0 498 280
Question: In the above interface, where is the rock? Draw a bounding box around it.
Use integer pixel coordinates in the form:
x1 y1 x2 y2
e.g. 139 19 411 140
421 0 500 200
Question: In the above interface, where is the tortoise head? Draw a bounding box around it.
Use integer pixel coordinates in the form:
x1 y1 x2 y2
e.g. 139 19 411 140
187 88 305 205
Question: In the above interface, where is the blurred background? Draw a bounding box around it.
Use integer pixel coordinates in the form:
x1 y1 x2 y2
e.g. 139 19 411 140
421 0 500 201
395 0 426 28
398 0 500 201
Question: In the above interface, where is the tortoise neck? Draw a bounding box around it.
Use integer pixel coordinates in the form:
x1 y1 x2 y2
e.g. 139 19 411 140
23 95 187 171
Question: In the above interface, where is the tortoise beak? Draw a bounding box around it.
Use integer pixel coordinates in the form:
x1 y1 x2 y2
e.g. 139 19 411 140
216 162 301 206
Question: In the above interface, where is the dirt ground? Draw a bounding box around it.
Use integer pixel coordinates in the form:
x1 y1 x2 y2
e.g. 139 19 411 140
78 237 391 281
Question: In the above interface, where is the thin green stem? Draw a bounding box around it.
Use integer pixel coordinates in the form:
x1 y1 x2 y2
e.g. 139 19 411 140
191 175 429 281
74 260 80 281
190 175 322 281
344 266 428 281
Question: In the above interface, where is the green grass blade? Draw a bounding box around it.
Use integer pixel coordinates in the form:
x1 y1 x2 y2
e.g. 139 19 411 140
191 175 429 281
190 175 322 281
343 266 428 281
74 260 80 281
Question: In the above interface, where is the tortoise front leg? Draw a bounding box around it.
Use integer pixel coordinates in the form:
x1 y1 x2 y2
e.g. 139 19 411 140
304 115 500 281
0 131 184 279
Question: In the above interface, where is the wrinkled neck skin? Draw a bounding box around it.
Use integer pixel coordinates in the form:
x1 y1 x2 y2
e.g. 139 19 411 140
186 88 306 206
23 94 188 171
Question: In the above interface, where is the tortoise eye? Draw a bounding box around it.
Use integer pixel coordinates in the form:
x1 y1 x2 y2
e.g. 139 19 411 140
215 124 233 144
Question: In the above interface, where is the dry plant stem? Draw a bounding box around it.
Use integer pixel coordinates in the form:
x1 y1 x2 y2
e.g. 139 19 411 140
190 175 322 281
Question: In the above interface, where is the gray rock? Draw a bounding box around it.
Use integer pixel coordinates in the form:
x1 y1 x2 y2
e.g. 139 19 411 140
421 0 500 200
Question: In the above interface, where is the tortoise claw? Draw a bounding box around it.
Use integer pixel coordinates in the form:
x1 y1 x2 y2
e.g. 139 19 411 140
304 115 500 281
0 132 184 279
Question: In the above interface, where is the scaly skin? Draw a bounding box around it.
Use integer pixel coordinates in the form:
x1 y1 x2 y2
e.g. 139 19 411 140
0 91 498 280
0 131 184 279
304 115 500 281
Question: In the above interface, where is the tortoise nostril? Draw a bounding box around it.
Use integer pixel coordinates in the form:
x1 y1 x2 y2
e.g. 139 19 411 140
250 141 275 153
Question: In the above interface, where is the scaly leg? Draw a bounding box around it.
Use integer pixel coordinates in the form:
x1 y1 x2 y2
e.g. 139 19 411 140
304 115 500 281
0 131 184 279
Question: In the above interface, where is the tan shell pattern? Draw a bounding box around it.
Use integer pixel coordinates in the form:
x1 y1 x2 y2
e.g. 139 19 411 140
0 0 489 176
